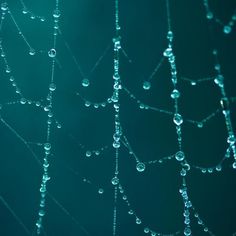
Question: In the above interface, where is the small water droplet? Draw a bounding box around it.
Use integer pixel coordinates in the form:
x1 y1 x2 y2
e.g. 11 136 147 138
82 78 90 87
142 81 151 90
223 25 232 34
173 113 183 126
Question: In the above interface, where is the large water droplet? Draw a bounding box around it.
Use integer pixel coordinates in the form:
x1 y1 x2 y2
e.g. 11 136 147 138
175 151 185 161
136 162 146 172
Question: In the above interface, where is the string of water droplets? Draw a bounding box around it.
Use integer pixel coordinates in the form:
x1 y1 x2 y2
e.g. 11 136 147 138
203 0 236 34
35 0 61 234
0 0 236 235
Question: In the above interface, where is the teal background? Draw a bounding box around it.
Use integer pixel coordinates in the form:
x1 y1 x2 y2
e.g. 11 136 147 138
0 0 236 235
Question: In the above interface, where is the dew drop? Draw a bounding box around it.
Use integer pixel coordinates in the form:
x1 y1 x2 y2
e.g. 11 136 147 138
206 12 213 20
20 98 27 104
232 162 236 169
136 218 141 224
48 48 56 58
29 48 36 56
136 162 146 172
163 48 172 57
53 9 61 18
175 151 185 161
82 78 90 87
223 25 232 34
143 81 151 90
111 176 119 185
86 151 92 157
184 227 191 236
49 83 56 91
44 143 51 151
170 89 180 99
173 113 183 126
98 188 104 194
1 3 8 11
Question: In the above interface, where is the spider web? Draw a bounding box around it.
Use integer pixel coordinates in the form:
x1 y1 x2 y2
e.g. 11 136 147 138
0 0 236 236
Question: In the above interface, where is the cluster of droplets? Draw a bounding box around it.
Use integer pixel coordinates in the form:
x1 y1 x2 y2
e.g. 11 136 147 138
76 92 112 109
35 3 61 235
85 146 108 158
203 0 236 34
179 179 192 236
164 30 183 151
111 2 121 235
1 2 8 24
211 49 236 169
193 146 232 174
19 0 46 22
180 180 214 235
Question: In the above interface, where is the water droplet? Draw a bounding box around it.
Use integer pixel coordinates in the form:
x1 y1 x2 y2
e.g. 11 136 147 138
232 162 236 169
20 98 27 104
85 101 91 107
223 25 232 34
30 14 36 19
128 210 134 215
191 81 196 86
113 141 120 149
197 122 203 128
49 83 56 91
113 73 120 80
86 151 92 157
184 227 191 236
113 133 121 141
136 218 141 224
111 176 119 185
44 143 51 151
48 48 56 58
171 89 180 99
53 9 61 18
22 8 28 14
95 150 100 155
98 188 104 194
173 113 183 126
113 37 121 50
144 228 149 233
143 81 151 90
167 31 173 40
44 105 51 112
5 66 11 73
1 3 8 11
180 169 186 176
136 162 146 172
227 135 235 144
163 48 172 57
175 151 185 161
48 111 53 118
215 165 222 171
82 78 90 87
214 75 224 87
206 12 213 19
29 48 36 56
